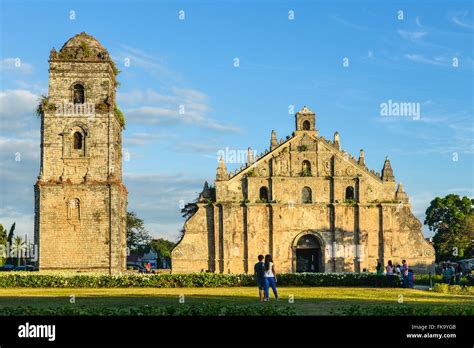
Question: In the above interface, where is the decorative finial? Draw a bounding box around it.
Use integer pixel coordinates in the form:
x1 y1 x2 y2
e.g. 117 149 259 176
358 149 365 166
396 182 408 202
381 156 395 182
334 132 340 150
247 147 254 165
270 130 278 150
216 156 228 181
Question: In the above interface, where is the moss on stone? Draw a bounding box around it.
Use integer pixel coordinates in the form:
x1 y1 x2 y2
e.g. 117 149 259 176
114 105 126 128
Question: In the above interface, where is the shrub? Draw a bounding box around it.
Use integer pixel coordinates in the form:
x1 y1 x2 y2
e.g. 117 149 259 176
0 272 471 288
114 105 126 128
333 305 474 316
0 304 296 316
297 145 308 152
432 283 474 295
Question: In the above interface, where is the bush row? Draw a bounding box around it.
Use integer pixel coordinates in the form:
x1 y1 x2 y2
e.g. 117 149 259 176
332 304 474 316
0 304 296 316
0 272 472 288
432 283 474 295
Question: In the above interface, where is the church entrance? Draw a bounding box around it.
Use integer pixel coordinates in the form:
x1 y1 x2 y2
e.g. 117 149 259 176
295 234 322 273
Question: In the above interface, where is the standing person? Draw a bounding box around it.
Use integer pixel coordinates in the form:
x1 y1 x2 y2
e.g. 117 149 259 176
455 264 462 285
401 260 409 288
263 254 278 302
386 260 395 287
254 255 265 301
407 269 414 288
447 264 455 285
441 265 447 283
376 262 383 287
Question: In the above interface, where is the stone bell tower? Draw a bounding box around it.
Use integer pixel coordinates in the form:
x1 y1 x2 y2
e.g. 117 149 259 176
295 106 317 134
34 32 127 273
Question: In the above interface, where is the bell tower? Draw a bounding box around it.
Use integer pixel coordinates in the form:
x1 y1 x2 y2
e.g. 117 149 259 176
295 106 317 135
34 32 127 273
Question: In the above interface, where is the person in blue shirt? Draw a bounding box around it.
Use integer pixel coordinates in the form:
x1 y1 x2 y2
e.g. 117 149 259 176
254 255 265 301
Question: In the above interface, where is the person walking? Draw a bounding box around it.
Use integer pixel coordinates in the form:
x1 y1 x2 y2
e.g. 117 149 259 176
263 254 278 302
386 260 395 287
401 260 409 288
254 255 265 301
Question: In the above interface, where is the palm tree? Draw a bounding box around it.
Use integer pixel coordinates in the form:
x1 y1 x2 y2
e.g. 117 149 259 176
12 236 25 266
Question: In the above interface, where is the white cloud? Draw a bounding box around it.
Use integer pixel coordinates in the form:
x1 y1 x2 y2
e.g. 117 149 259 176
118 88 242 133
403 54 447 66
0 89 38 117
0 58 33 74
452 11 473 29
398 30 427 41
123 172 207 240
0 89 40 134
330 14 367 30
112 45 171 76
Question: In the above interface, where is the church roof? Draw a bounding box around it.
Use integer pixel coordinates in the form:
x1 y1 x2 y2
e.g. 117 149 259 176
225 129 384 183
296 105 315 115
50 32 110 62
60 32 107 53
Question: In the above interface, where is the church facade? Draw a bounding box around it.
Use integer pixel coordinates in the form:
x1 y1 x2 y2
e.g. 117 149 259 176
172 106 435 274
34 33 127 273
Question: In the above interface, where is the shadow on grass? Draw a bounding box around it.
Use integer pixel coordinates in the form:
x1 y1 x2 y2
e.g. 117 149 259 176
0 293 472 316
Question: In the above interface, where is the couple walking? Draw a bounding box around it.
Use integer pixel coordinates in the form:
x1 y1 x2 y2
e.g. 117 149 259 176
254 254 278 302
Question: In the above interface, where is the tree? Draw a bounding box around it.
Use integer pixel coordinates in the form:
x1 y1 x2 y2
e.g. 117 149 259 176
459 214 474 258
0 224 7 266
126 211 152 253
181 202 198 221
12 236 25 266
424 194 473 261
7 222 15 244
150 238 175 266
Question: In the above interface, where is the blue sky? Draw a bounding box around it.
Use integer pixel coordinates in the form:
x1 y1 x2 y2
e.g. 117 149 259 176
0 0 473 242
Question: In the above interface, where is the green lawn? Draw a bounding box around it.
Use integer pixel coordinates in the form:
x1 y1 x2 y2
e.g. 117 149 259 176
0 287 472 315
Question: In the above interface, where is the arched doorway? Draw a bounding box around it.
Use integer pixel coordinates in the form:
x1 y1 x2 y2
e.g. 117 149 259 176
294 234 323 272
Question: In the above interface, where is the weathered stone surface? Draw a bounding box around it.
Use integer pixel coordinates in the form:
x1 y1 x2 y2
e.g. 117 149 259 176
34 33 127 273
173 106 435 274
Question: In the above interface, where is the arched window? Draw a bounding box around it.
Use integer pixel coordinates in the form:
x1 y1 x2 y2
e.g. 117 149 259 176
302 186 312 203
345 186 354 201
73 132 83 150
73 84 85 104
301 160 311 176
303 120 311 130
68 198 80 220
259 186 269 202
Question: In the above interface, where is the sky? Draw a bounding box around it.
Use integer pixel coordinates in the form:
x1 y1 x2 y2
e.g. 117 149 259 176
0 0 473 242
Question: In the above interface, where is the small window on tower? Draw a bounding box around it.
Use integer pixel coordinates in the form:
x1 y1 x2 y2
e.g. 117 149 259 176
303 120 311 130
301 160 311 176
73 132 83 150
68 198 80 220
302 186 312 203
73 84 85 104
259 186 269 202
345 186 355 201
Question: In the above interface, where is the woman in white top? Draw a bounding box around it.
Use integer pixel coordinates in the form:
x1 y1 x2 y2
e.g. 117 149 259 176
263 254 278 301
386 260 395 287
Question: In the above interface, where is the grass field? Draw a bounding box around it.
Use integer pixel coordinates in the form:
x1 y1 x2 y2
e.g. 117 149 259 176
0 287 472 315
